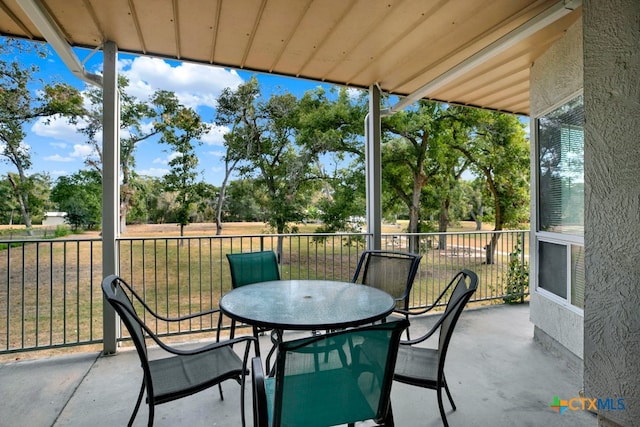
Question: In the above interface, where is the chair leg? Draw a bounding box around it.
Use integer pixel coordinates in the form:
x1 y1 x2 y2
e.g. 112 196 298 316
129 380 145 427
147 404 154 427
442 375 456 410
404 313 411 340
379 401 395 426
252 326 261 357
240 377 247 427
436 387 449 427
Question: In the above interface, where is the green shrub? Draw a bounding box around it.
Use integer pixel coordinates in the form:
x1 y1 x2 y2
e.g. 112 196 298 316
53 225 71 238
503 235 529 304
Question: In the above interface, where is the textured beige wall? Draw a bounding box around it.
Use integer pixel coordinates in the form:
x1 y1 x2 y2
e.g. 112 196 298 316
583 0 640 425
530 20 583 115
529 20 584 359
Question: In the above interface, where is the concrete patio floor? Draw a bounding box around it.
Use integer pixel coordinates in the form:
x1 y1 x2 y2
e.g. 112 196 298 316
0 303 596 426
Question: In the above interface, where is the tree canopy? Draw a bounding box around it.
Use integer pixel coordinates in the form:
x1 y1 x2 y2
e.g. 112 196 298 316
0 41 85 232
0 60 530 241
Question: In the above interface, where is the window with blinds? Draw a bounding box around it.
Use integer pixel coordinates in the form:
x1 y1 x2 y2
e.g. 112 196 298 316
537 95 584 236
535 94 585 310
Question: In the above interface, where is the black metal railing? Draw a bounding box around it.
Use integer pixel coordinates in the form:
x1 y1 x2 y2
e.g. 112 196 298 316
0 230 528 354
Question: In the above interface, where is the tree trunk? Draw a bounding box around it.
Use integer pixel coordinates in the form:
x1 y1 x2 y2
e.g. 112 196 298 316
484 172 503 264
438 198 450 250
470 206 483 230
215 159 238 236
407 207 420 253
7 173 33 235
485 232 501 264
215 184 227 236
407 177 424 254
276 227 285 264
120 185 134 233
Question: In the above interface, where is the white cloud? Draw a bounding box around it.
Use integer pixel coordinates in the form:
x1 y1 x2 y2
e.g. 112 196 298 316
346 87 365 99
150 152 181 166
50 142 67 149
137 167 168 177
168 152 183 162
119 57 244 109
208 150 225 157
44 154 73 162
70 144 95 158
31 115 86 144
51 170 68 177
140 121 155 134
201 124 229 146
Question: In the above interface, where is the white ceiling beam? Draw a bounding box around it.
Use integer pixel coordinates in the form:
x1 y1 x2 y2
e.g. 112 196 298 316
16 0 103 87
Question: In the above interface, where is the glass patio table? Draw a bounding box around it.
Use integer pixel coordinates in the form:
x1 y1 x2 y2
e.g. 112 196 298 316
219 279 395 331
219 279 396 370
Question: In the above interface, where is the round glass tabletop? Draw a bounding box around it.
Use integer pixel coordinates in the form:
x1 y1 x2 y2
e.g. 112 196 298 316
220 279 395 331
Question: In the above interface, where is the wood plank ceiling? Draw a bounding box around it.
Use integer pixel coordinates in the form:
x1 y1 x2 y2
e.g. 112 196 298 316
0 0 582 115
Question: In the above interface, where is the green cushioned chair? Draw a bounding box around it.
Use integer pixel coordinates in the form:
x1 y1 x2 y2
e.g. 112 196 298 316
252 319 409 427
222 250 281 356
226 250 281 288
102 274 255 427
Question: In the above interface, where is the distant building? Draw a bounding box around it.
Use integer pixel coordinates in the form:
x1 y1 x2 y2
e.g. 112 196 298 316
42 212 67 227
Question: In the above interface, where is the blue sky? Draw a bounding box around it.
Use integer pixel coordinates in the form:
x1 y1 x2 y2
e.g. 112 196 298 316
0 44 351 186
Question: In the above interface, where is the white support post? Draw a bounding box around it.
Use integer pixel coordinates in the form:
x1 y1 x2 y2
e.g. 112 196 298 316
102 41 120 354
366 85 382 250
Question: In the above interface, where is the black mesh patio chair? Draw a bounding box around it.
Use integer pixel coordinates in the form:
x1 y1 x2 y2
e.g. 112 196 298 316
252 319 409 427
393 269 478 427
352 250 422 326
221 250 281 356
102 274 255 427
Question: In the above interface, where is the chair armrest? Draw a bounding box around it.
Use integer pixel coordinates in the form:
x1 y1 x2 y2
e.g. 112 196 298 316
117 275 222 322
398 273 458 317
150 330 257 356
399 321 439 345
400 289 470 346
398 297 448 317
150 306 221 323
252 357 269 427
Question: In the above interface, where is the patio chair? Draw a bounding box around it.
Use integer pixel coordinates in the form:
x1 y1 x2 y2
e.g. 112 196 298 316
393 269 478 427
252 319 409 427
221 250 281 356
102 274 255 427
352 250 422 327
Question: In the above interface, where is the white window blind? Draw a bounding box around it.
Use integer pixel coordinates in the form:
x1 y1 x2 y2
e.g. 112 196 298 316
537 95 584 236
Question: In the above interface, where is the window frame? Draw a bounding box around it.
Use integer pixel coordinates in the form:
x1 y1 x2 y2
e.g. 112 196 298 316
533 91 584 314
535 236 584 314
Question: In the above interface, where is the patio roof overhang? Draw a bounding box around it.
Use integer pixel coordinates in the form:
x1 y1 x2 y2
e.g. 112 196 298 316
1 0 583 354
1 0 581 116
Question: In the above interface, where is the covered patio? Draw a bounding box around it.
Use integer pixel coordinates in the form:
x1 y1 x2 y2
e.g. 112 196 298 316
1 1 639 426
1 304 595 426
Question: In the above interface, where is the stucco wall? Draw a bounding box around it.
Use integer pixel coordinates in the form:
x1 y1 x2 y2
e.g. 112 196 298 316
583 0 640 425
529 20 584 360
